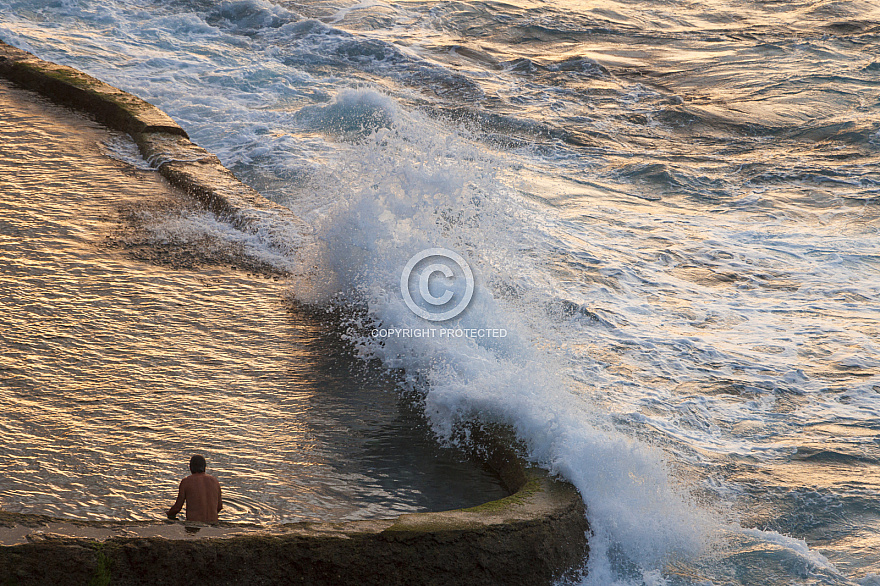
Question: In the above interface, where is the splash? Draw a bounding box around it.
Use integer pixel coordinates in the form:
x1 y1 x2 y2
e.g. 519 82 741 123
289 89 716 581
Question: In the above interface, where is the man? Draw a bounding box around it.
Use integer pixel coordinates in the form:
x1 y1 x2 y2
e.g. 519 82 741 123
167 455 223 523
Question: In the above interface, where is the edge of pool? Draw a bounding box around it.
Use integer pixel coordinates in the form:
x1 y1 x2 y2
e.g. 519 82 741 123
0 40 589 586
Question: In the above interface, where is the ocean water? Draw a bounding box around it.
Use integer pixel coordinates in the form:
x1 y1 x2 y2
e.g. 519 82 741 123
1 0 879 583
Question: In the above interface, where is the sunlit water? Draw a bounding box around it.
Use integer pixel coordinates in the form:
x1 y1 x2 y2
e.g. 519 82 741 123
0 81 506 523
1 0 879 583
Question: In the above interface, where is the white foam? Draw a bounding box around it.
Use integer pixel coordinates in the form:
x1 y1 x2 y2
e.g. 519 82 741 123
738 527 839 574
287 102 717 579
145 210 300 273
4 1 880 582
100 134 154 170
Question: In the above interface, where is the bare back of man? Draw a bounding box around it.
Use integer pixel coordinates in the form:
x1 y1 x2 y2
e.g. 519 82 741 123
167 455 222 523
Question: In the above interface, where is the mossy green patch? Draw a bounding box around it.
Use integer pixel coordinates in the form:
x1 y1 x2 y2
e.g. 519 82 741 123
87 544 112 586
383 517 485 533
458 476 543 514
383 475 544 533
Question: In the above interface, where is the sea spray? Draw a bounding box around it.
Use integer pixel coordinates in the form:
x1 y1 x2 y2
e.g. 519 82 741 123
290 89 717 582
6 0 875 580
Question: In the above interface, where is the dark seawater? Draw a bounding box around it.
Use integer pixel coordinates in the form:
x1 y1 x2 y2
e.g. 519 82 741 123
1 0 879 583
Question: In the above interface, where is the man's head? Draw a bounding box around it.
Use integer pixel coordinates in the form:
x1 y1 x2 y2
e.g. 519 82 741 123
190 454 207 474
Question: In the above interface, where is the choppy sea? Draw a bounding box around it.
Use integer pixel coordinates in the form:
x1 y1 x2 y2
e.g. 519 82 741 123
2 0 880 583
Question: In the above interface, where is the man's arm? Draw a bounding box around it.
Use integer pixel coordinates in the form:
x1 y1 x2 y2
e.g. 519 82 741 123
217 481 223 513
167 481 186 519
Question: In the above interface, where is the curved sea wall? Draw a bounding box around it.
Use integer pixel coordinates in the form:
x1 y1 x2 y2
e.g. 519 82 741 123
0 41 589 585
0 454 586 585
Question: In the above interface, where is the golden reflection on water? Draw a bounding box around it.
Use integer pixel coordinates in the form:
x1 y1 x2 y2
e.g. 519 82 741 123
0 81 505 523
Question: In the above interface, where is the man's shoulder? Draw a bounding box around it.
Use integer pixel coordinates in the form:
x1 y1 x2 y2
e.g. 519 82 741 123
182 473 220 487
194 473 220 484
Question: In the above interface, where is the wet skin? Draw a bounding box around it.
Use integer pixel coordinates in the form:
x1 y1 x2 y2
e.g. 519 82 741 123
167 473 222 523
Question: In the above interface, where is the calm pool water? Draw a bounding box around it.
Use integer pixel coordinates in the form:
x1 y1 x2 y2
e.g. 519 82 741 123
0 80 506 524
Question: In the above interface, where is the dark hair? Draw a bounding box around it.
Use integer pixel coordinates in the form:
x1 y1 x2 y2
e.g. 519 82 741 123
189 455 207 474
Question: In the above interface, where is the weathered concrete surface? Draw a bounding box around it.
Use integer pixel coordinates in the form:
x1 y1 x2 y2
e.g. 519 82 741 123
0 41 590 585
0 40 307 247
0 41 185 137
134 131 307 249
0 464 587 585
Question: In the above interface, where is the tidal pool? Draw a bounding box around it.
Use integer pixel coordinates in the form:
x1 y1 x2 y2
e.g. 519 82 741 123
0 80 506 524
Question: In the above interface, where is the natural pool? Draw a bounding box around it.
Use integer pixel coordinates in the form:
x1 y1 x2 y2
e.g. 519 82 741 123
0 80 506 524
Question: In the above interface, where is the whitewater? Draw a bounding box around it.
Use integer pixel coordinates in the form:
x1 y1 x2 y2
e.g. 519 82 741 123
2 0 880 583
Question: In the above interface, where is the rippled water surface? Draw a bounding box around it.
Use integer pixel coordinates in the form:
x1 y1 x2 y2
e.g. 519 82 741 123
0 81 506 523
2 0 880 584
